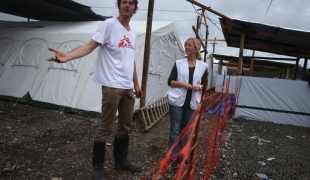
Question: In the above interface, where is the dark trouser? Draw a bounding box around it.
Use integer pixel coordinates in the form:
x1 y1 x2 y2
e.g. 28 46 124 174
95 86 135 142
167 104 194 157
92 86 140 175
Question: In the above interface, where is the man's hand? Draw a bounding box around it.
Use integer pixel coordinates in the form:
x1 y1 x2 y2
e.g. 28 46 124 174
47 47 70 63
134 85 143 99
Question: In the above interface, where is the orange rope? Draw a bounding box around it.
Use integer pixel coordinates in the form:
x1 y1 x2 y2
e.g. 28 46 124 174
144 77 241 180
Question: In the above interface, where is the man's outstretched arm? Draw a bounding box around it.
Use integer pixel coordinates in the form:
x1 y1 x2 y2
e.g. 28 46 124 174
47 39 100 63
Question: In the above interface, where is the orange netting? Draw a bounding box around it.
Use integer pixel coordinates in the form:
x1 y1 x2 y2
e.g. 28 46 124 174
143 77 241 180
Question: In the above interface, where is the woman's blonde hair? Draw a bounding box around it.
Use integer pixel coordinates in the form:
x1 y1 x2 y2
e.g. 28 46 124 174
185 37 202 60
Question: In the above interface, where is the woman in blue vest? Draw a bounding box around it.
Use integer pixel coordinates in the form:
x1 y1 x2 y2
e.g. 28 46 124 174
167 37 208 166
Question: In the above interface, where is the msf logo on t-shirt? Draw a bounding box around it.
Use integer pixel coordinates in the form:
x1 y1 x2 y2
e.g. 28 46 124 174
118 35 135 50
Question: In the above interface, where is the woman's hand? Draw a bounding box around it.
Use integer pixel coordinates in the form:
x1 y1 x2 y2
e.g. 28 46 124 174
183 83 193 90
192 84 202 92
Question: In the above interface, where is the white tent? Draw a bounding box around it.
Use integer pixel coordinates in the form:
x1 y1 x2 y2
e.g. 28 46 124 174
0 20 185 114
214 75 310 127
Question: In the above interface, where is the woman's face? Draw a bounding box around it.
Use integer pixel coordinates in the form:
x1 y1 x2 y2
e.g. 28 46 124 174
184 39 197 56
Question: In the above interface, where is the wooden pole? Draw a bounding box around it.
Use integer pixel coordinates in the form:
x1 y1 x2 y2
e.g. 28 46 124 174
204 30 209 62
237 33 245 75
140 0 155 108
212 37 217 54
188 12 211 176
191 26 207 53
286 66 290 79
302 58 308 80
204 10 209 62
196 15 200 38
294 57 299 80
209 42 214 86
187 70 208 180
217 59 222 75
250 50 255 76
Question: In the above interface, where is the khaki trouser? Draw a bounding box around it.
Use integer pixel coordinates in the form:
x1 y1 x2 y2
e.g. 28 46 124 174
94 86 135 142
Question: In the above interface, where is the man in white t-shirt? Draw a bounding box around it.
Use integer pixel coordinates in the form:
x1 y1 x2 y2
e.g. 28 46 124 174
47 0 142 179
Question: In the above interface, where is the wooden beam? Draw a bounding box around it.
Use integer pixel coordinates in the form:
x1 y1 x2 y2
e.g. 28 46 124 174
223 63 250 68
224 63 282 70
213 54 298 61
242 56 297 61
200 39 226 42
186 0 232 21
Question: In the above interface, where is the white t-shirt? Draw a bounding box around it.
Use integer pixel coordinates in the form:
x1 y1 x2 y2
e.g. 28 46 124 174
92 17 136 89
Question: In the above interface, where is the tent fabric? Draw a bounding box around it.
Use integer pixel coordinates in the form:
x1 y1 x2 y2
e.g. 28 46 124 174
0 20 185 113
215 75 310 127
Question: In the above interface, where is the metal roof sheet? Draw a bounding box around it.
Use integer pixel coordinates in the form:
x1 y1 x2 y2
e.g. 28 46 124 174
219 18 310 59
0 0 110 21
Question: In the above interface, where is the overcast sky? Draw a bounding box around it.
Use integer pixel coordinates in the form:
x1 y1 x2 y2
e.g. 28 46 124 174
1 0 309 65
72 0 310 58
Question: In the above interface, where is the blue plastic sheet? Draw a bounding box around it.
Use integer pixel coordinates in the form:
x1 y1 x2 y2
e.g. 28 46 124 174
207 95 235 118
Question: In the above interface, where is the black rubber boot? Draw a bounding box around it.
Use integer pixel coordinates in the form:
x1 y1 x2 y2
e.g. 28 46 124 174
114 136 141 172
92 142 108 180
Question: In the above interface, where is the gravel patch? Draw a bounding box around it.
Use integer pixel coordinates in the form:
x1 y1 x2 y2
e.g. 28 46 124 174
0 100 309 180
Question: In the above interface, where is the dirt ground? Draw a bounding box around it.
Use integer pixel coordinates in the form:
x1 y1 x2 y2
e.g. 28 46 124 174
211 118 310 180
0 100 309 180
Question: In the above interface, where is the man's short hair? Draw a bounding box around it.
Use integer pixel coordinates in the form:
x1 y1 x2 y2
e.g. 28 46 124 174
116 0 139 13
